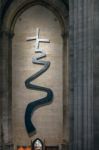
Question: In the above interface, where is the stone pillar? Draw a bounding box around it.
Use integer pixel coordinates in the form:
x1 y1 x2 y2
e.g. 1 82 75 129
62 32 69 149
0 30 3 150
93 1 99 150
0 30 14 150
69 0 94 150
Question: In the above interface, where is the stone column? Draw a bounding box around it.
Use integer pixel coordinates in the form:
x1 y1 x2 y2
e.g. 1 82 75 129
0 30 14 150
62 32 69 150
93 1 99 150
69 0 94 150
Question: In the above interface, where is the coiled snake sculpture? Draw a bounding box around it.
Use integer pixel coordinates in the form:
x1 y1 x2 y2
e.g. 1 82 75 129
25 28 53 136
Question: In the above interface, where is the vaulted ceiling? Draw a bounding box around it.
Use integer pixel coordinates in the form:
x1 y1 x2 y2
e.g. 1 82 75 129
0 0 69 25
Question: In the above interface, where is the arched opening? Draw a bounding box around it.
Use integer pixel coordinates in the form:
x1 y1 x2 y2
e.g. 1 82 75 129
1 1 69 150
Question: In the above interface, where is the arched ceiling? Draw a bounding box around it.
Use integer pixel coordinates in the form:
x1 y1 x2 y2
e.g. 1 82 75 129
0 0 69 21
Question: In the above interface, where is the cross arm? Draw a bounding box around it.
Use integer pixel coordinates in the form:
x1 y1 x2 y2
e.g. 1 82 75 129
26 36 36 41
39 39 50 43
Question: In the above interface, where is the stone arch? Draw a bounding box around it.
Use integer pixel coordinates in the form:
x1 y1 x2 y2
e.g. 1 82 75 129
0 0 69 149
2 0 68 33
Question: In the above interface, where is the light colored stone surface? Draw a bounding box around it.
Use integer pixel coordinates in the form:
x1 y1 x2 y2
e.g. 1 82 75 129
12 5 64 147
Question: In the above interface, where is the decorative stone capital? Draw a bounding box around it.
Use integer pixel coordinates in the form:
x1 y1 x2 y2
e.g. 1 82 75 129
0 30 14 39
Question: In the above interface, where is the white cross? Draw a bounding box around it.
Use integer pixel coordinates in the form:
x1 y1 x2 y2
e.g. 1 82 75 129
26 28 50 52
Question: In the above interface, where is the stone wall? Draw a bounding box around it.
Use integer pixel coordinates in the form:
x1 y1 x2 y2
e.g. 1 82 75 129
0 0 68 150
12 5 66 148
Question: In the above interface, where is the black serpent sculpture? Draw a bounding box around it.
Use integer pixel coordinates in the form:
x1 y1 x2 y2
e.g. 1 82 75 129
25 28 53 136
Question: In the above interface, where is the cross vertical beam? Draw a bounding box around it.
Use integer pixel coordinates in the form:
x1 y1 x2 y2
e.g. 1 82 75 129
26 28 50 52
